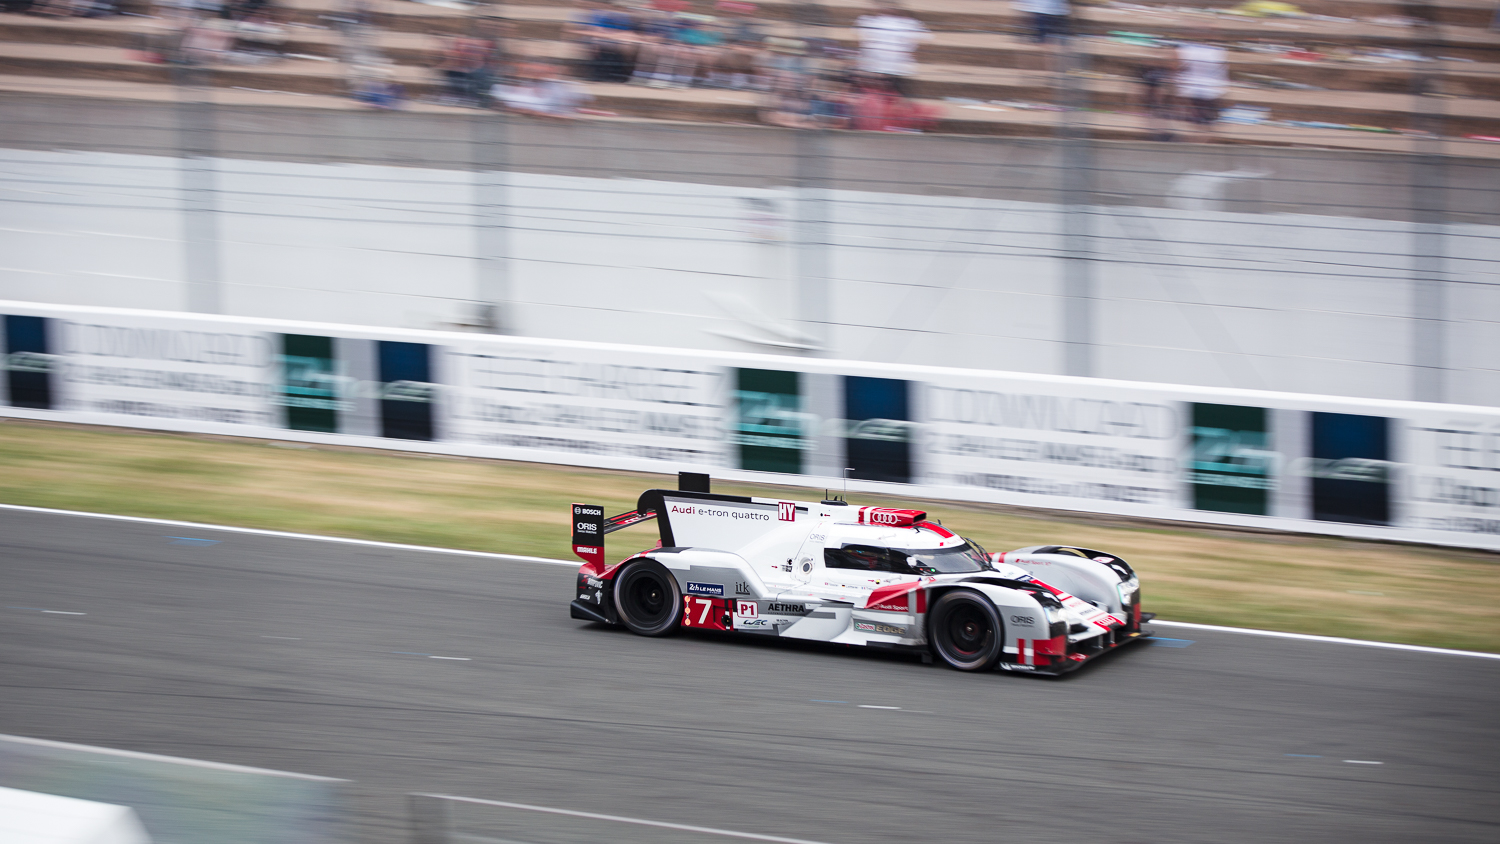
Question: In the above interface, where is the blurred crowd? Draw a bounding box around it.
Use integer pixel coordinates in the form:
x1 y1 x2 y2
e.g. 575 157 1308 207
8 0 1264 138
560 0 938 130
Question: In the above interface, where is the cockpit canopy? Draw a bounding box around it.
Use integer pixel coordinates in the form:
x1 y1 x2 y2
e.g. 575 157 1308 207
825 540 991 576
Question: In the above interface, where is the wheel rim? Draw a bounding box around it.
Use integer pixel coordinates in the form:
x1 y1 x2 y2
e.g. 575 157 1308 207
624 571 671 625
943 604 993 658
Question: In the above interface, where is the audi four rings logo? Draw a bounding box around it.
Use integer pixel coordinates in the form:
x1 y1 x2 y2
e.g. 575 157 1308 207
778 502 795 521
868 510 901 525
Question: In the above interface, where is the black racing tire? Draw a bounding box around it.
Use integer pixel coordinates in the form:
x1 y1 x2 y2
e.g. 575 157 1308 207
612 560 682 637
928 590 1004 671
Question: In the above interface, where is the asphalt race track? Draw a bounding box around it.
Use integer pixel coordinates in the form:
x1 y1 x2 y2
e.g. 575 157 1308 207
3 507 1499 844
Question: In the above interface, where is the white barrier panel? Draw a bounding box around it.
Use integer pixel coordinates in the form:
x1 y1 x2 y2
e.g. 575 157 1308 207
2 300 1497 552
0 787 153 844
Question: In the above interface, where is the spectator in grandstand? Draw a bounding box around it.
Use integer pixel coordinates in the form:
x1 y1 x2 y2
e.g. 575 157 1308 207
1136 59 1174 141
674 13 725 87
1014 0 1069 76
853 0 929 98
849 72 935 132
567 0 637 83
1175 31 1228 141
493 60 593 118
632 7 698 87
711 0 763 89
437 34 489 106
181 14 234 63
353 64 405 109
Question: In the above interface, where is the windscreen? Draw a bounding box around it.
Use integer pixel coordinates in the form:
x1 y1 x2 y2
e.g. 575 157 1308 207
905 542 990 574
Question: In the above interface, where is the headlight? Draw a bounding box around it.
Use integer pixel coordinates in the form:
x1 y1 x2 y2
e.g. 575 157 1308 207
1117 577 1140 606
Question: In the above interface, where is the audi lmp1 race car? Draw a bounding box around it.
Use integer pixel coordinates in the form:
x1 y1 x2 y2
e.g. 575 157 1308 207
568 474 1154 674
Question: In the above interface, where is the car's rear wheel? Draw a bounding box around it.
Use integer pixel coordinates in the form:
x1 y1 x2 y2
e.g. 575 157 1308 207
613 560 682 636
929 590 1003 671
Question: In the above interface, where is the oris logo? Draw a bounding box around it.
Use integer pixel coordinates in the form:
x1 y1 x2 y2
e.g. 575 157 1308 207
1010 615 1036 626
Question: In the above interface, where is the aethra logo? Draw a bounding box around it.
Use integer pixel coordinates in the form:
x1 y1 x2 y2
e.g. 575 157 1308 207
778 502 795 522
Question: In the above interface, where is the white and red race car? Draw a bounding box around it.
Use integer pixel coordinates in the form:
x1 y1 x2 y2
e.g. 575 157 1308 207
569 477 1153 674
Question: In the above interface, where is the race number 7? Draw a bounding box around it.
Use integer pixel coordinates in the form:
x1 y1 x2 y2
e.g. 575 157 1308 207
694 597 713 625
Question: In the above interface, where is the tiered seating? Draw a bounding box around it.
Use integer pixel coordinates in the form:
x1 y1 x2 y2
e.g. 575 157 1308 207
1 0 1498 148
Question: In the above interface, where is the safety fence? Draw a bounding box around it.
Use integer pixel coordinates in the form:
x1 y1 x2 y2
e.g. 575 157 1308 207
3 299 1498 551
1 80 1498 410
0 734 349 844
0 733 825 844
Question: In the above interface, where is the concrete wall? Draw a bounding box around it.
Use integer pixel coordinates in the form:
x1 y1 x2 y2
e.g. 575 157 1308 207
2 92 1497 406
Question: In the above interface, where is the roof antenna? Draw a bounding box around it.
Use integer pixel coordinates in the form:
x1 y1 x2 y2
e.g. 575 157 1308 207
842 467 855 501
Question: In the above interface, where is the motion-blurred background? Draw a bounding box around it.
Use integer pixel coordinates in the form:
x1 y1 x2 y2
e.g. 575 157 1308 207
1 0 1497 404
3 4 1500 844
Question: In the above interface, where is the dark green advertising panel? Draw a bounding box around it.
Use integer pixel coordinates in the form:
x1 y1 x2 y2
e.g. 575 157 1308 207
280 334 338 433
735 368 802 474
1189 403 1274 515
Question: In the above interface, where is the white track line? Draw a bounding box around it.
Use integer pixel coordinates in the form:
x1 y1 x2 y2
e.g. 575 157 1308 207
5 502 1499 661
415 795 834 844
1150 620 1500 661
0 502 576 567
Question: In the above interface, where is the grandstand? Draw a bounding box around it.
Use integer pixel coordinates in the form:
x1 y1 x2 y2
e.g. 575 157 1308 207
1 0 1498 147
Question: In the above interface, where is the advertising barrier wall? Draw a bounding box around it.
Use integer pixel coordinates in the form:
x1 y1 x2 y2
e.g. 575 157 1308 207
3 300 1498 552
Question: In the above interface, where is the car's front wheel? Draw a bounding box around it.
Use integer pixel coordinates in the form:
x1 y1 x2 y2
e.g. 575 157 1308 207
929 590 1003 671
613 559 682 636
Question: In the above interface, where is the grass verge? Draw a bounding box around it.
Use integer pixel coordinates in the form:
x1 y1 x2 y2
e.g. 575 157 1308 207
2 419 1497 652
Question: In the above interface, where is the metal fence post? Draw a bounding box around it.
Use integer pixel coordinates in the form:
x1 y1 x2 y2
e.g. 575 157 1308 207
473 109 512 333
1410 9 1448 403
1058 35 1094 378
174 64 222 315
409 793 452 844
794 125 830 356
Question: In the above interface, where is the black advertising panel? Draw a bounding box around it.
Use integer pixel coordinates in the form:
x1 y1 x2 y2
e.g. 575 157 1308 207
571 502 605 570
844 376 911 483
377 341 434 441
1311 412 1391 525
4 315 53 409
1189 403 1273 515
279 334 339 432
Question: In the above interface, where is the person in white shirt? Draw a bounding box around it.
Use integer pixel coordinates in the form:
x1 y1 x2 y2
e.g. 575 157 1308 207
854 0 930 98
1175 35 1228 141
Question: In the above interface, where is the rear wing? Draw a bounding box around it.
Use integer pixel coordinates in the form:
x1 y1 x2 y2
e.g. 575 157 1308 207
570 472 710 570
